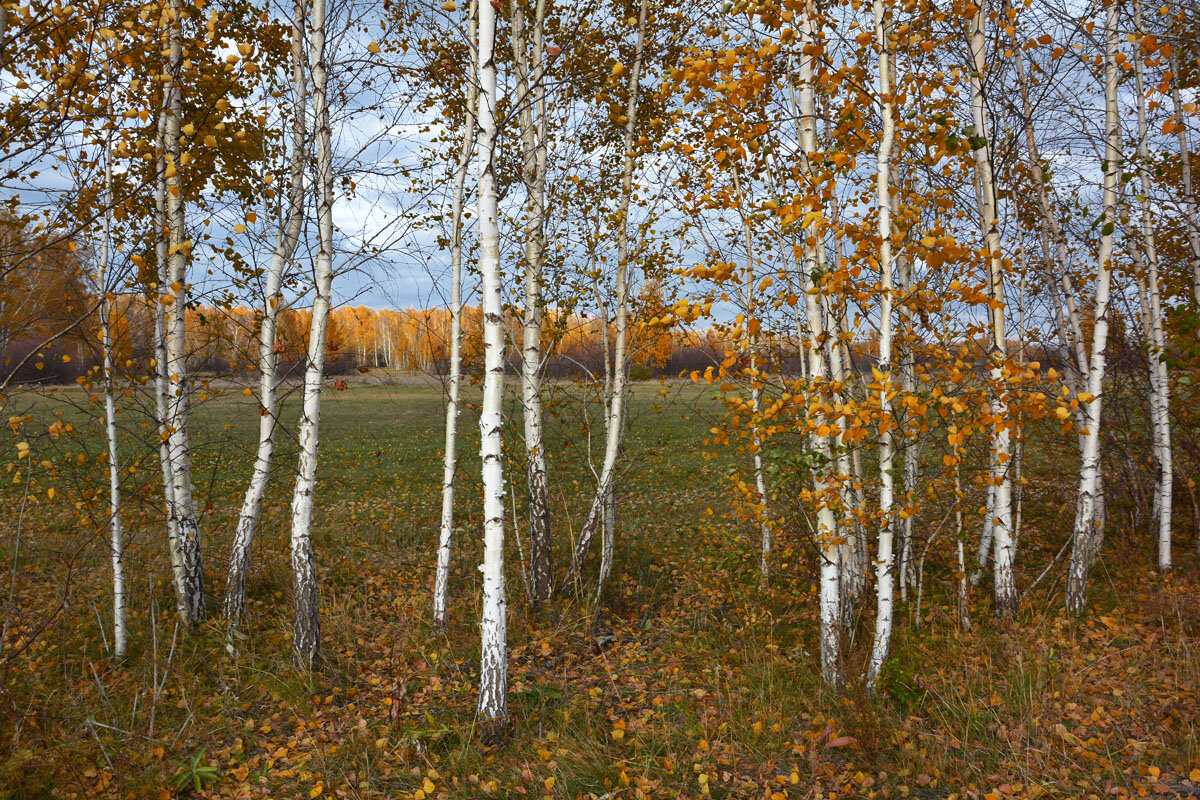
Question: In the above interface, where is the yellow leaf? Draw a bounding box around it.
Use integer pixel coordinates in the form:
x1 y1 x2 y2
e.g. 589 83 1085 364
182 123 196 136
367 41 381 53
310 784 323 798
235 224 246 233
440 0 455 8
423 778 436 793
243 387 253 396
543 777 556 791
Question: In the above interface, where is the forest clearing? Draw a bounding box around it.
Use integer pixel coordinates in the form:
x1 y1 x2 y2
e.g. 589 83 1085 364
3 0 1200 795
0 383 1196 799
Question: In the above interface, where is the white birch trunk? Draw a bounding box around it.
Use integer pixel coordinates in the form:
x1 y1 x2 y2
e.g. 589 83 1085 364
826 292 863 625
1007 0 1111 573
954 454 970 632
567 0 648 583
972 470 995 585
511 0 552 602
1066 0 1120 615
153 105 184 622
796 4 841 687
434 0 479 629
224 0 308 622
475 0 508 721
593 265 617 593
890 168 917 604
1167 45 1200 304
730 166 771 590
162 0 205 624
867 0 896 689
1133 0 1173 570
99 127 125 660
967 0 1015 615
290 0 333 668
826 200 867 613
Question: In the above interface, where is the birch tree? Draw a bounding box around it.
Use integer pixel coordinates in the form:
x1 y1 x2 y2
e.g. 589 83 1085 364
1005 0 1104 575
728 164 771 589
1065 0 1121 615
510 0 553 604
161 0 205 625
796 0 841 688
98 113 125 660
866 0 897 689
433 0 478 630
224 0 309 623
891 168 917 604
568 0 649 585
966 0 1015 615
152 101 186 624
1131 0 1172 571
475 0 507 721
289 0 334 669
1166 35 1200 304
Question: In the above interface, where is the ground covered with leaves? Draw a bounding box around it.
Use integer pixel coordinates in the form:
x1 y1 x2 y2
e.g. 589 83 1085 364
0 384 1197 799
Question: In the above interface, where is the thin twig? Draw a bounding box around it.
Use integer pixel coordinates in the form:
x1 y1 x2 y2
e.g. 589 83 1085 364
1020 536 1072 602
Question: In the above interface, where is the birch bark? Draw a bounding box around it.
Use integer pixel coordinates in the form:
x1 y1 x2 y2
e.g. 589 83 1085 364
827 189 866 615
162 0 205 624
224 0 308 622
1006 0 1109 562
890 168 917 604
152 103 184 622
1133 0 1172 571
475 0 507 720
796 2 841 687
290 0 334 668
99 123 125 659
967 0 1015 615
729 166 771 590
867 0 896 689
434 0 479 629
568 0 648 584
1167 43 1200 304
1065 0 1121 615
510 0 552 603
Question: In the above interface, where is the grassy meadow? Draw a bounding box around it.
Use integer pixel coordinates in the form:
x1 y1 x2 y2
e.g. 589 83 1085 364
0 379 1196 799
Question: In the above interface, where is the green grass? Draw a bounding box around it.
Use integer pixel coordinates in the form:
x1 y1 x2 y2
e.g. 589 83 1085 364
0 379 1196 799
